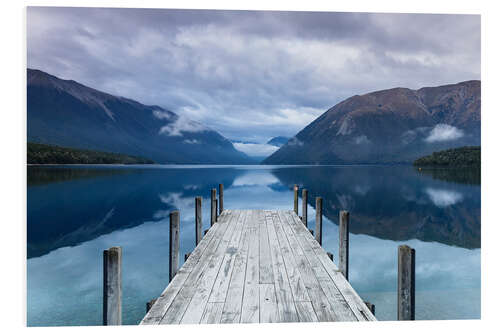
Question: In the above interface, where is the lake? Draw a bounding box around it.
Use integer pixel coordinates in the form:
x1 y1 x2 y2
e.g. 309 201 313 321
27 165 481 326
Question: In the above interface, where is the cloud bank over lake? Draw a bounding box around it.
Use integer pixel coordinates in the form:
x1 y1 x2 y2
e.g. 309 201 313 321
27 8 480 143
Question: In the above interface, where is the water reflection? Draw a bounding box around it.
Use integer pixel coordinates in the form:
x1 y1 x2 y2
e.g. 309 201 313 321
271 166 480 248
27 165 480 325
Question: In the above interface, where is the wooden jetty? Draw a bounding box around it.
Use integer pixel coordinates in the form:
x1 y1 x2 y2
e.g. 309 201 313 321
140 209 376 324
103 184 417 325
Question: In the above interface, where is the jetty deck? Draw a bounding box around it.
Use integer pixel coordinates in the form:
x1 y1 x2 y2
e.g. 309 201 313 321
140 209 377 324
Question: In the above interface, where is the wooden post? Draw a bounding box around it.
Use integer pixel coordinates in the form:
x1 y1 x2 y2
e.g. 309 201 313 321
195 196 202 245
302 189 308 226
339 210 349 280
293 184 299 215
215 198 218 221
211 188 216 226
219 183 224 214
398 245 415 320
315 197 323 245
103 246 122 325
169 211 180 282
146 298 157 313
365 301 375 315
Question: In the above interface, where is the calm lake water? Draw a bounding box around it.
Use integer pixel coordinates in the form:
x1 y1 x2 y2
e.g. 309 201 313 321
27 165 481 326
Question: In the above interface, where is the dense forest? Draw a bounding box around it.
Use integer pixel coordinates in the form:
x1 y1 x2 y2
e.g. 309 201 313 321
413 146 480 167
27 142 155 164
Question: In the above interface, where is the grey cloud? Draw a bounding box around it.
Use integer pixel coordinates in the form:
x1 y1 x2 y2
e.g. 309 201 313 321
27 7 480 143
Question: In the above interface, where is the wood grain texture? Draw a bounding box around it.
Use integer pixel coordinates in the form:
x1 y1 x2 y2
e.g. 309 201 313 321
140 209 376 325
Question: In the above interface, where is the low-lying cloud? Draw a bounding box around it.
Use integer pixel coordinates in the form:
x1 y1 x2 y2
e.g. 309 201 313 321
233 142 279 157
425 124 464 143
27 8 480 142
159 115 208 137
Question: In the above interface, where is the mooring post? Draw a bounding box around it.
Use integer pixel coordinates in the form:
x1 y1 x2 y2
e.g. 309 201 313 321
146 298 157 313
398 245 415 320
302 189 308 226
195 196 202 245
293 184 299 215
103 246 122 325
219 183 224 214
339 210 349 280
315 197 323 245
211 188 216 226
169 211 180 282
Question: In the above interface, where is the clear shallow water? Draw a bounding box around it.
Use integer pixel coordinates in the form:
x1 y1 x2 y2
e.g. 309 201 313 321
27 165 480 325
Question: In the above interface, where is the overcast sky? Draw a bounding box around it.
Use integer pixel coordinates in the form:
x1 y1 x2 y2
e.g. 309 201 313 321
27 7 480 150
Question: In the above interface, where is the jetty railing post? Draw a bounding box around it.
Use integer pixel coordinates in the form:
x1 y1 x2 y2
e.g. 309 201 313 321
103 246 122 326
339 210 349 280
398 245 415 320
302 189 308 226
293 184 299 215
211 188 217 226
169 211 180 282
315 197 323 245
219 183 224 214
195 196 202 245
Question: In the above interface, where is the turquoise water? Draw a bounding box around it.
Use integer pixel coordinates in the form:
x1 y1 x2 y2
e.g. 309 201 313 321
27 165 480 325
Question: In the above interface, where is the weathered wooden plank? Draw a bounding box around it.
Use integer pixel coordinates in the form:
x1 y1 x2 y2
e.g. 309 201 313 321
219 183 224 214
398 245 415 320
278 212 340 322
143 209 376 325
315 197 323 245
272 212 310 302
287 211 376 321
259 284 278 323
200 302 225 324
293 184 299 214
339 211 349 280
195 196 202 245
103 246 122 325
259 210 273 284
220 210 252 323
169 211 180 282
141 212 231 324
266 211 299 322
240 210 260 323
209 210 245 302
179 211 244 324
302 189 308 226
295 301 319 322
155 212 235 325
211 188 216 226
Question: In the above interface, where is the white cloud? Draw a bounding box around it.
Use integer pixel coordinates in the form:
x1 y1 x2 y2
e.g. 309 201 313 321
159 115 208 136
425 124 464 143
183 139 200 144
286 137 304 147
152 110 174 120
425 188 463 207
233 142 279 157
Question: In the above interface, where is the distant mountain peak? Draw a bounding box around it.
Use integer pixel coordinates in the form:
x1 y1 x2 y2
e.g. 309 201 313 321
27 68 252 164
266 136 290 147
263 80 480 165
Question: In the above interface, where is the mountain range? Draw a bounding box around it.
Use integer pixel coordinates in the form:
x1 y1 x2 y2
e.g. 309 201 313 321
27 69 251 164
264 80 480 164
